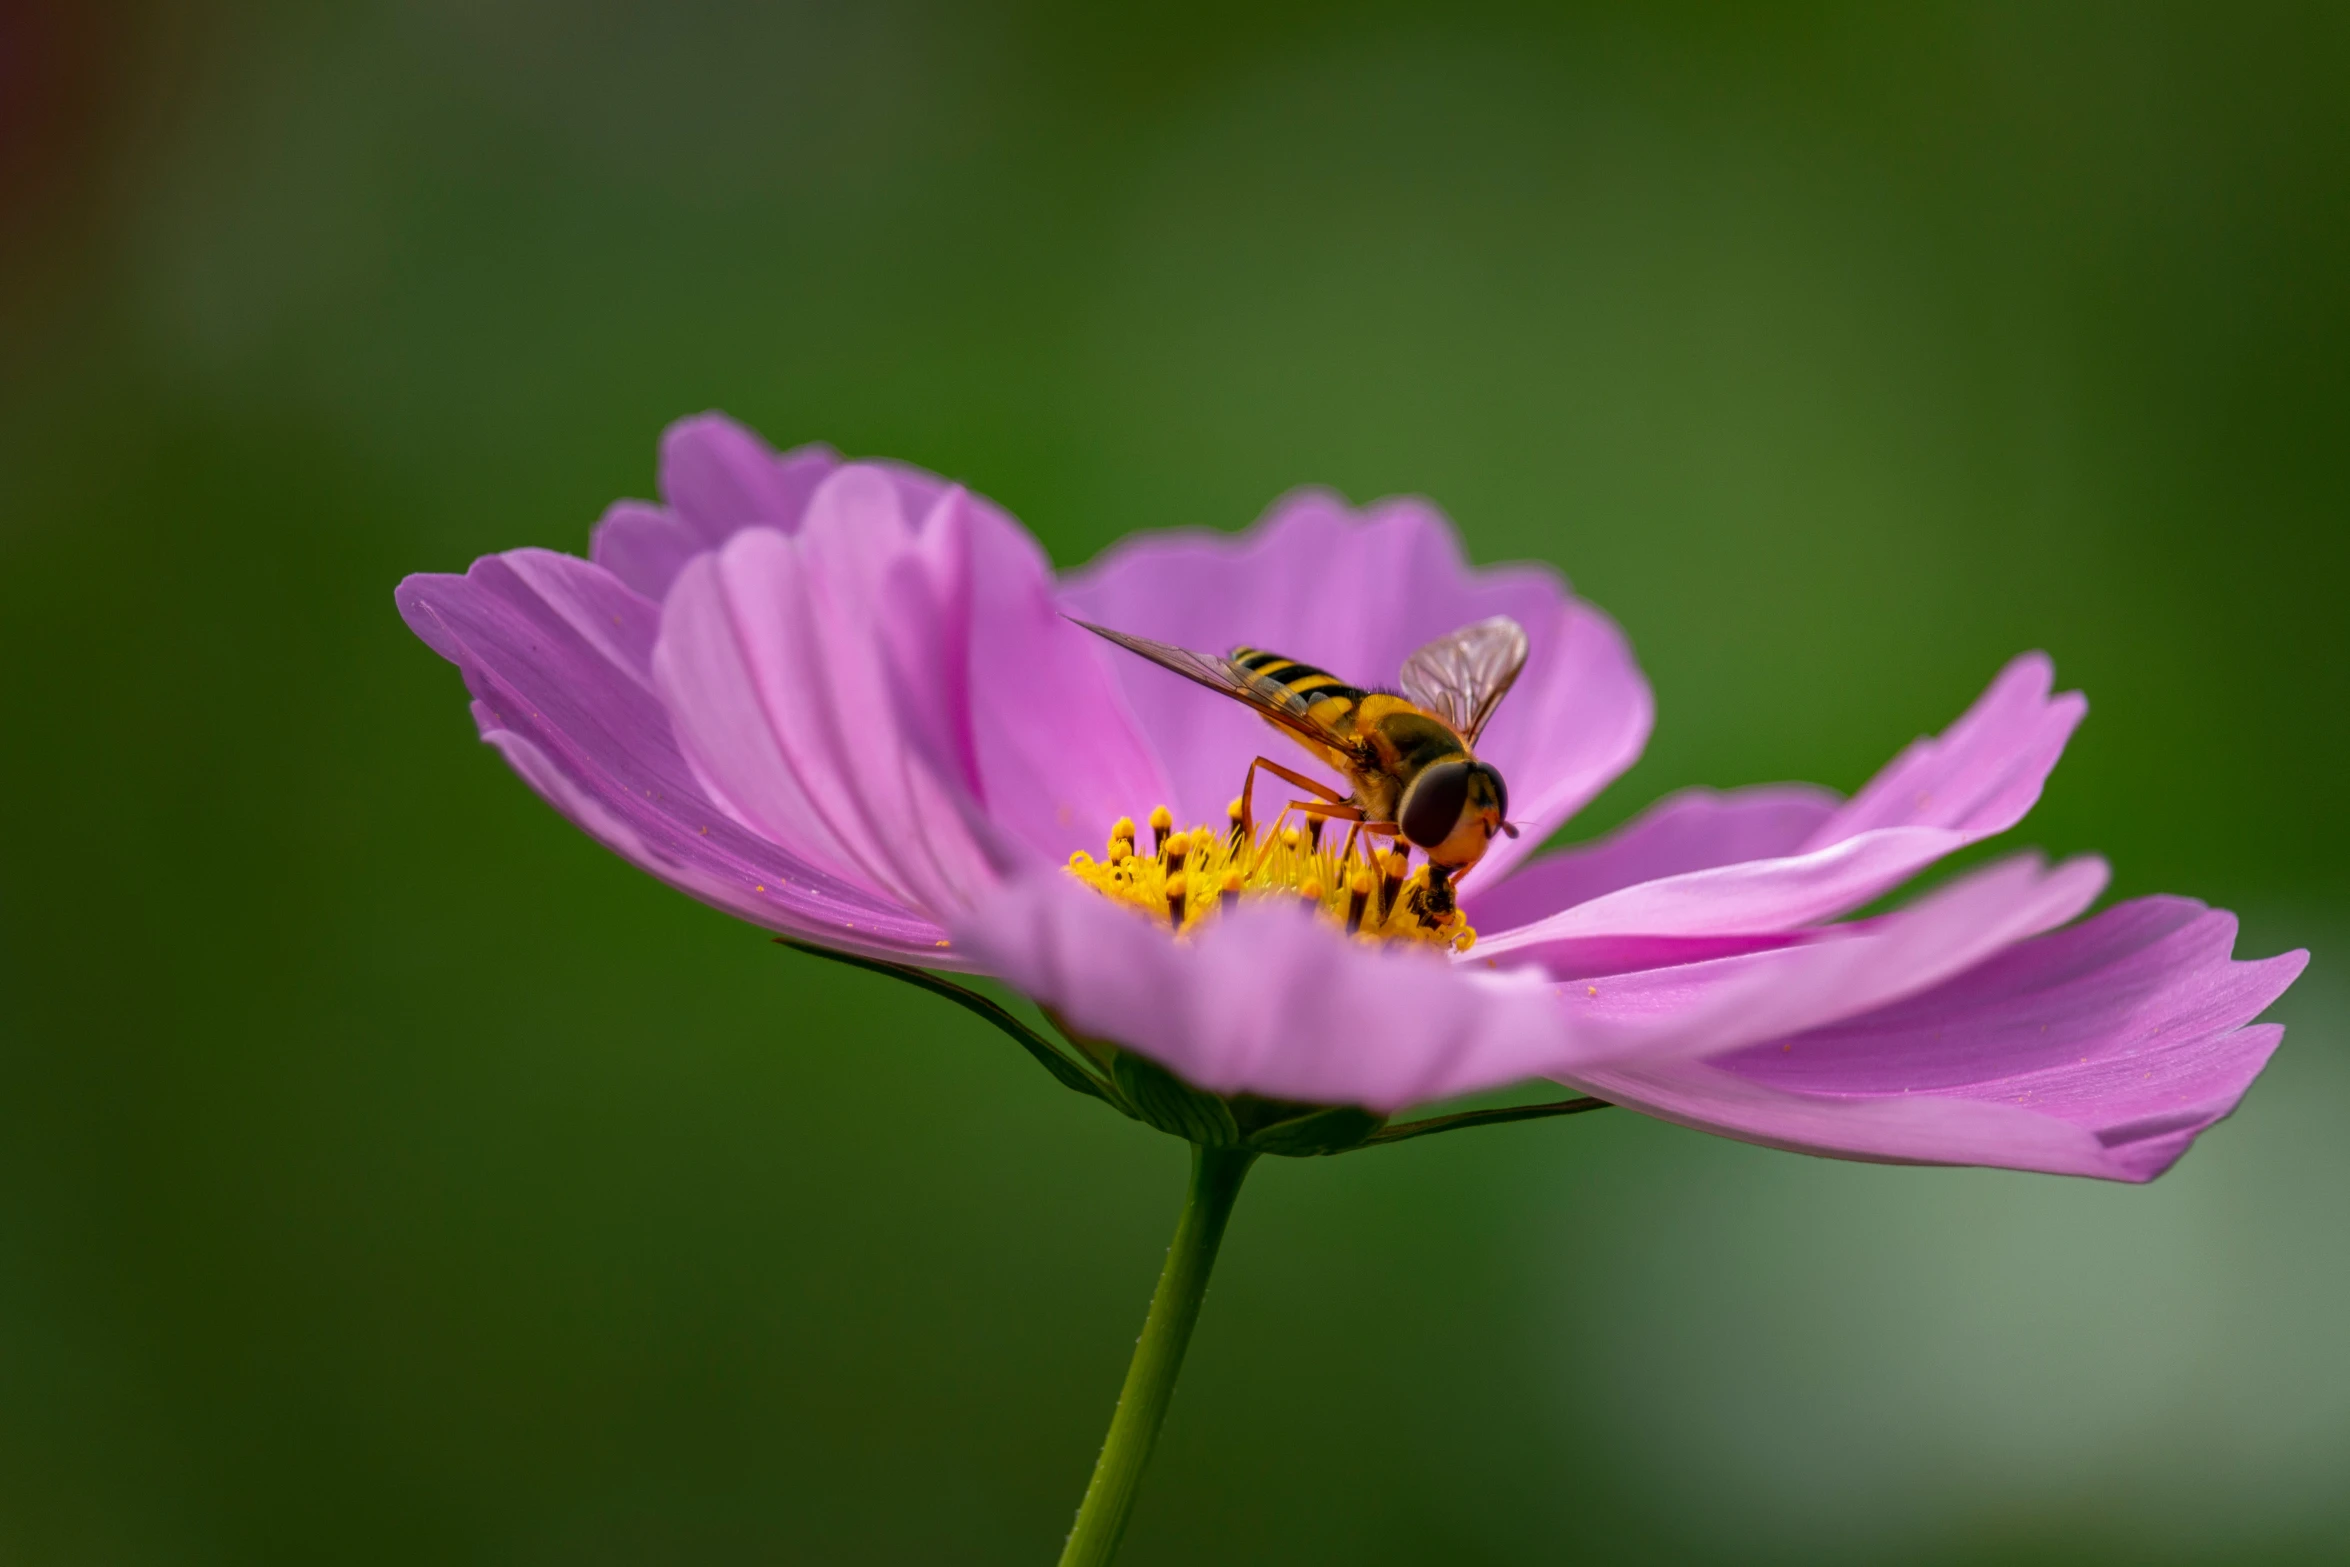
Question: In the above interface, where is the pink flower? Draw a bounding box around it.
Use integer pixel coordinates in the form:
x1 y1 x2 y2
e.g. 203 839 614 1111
398 413 2303 1182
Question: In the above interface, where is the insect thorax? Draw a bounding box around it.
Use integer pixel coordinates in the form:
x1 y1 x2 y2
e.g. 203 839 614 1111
1362 706 1471 783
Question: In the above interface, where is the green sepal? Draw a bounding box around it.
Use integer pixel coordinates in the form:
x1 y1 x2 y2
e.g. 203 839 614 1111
1112 1052 1242 1147
1041 1007 1119 1074
772 939 1119 1108
1021 1031 1128 1104
1363 1094 1610 1146
1244 1103 1387 1157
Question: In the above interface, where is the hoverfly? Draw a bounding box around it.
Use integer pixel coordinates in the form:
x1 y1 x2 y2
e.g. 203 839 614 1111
1072 615 1528 914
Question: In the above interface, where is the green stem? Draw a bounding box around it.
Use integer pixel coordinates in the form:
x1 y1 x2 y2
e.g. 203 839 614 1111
1059 1144 1256 1567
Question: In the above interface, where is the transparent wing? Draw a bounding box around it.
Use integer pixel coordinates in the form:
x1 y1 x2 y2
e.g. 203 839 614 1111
1398 615 1529 744
1070 619 1362 759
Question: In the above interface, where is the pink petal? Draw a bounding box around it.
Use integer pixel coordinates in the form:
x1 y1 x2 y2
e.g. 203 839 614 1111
1561 900 2307 1181
1807 653 2080 848
1482 654 2083 943
1057 490 1652 877
657 412 841 547
884 501 1175 870
395 552 953 963
588 417 843 601
1527 854 2112 1064
956 873 1578 1114
652 469 1000 922
1465 784 1840 934
652 411 983 563
960 854 2108 1112
588 500 710 603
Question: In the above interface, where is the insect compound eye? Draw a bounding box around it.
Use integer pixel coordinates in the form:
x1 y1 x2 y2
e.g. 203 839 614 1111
1399 761 1473 850
1474 762 1508 827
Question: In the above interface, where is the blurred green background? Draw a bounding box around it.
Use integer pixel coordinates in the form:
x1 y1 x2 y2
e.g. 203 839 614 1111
4 2 2345 1562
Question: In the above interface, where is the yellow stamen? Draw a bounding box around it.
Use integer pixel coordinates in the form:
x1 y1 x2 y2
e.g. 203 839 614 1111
1379 847 1409 924
1065 809 1474 951
1345 866 1375 935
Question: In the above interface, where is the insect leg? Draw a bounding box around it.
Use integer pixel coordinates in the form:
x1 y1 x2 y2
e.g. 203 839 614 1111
1252 757 1348 802
1237 755 1348 841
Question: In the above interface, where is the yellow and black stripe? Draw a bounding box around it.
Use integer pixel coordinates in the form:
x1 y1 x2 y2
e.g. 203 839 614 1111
1232 646 1368 715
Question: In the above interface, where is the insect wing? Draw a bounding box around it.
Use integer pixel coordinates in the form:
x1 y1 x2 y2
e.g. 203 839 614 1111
1398 615 1529 744
1070 619 1359 756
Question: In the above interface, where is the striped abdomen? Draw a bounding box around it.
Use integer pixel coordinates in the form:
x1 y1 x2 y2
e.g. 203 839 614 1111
1232 646 1369 732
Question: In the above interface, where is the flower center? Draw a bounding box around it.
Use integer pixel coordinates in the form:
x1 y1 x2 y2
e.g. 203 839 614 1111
1065 803 1476 952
